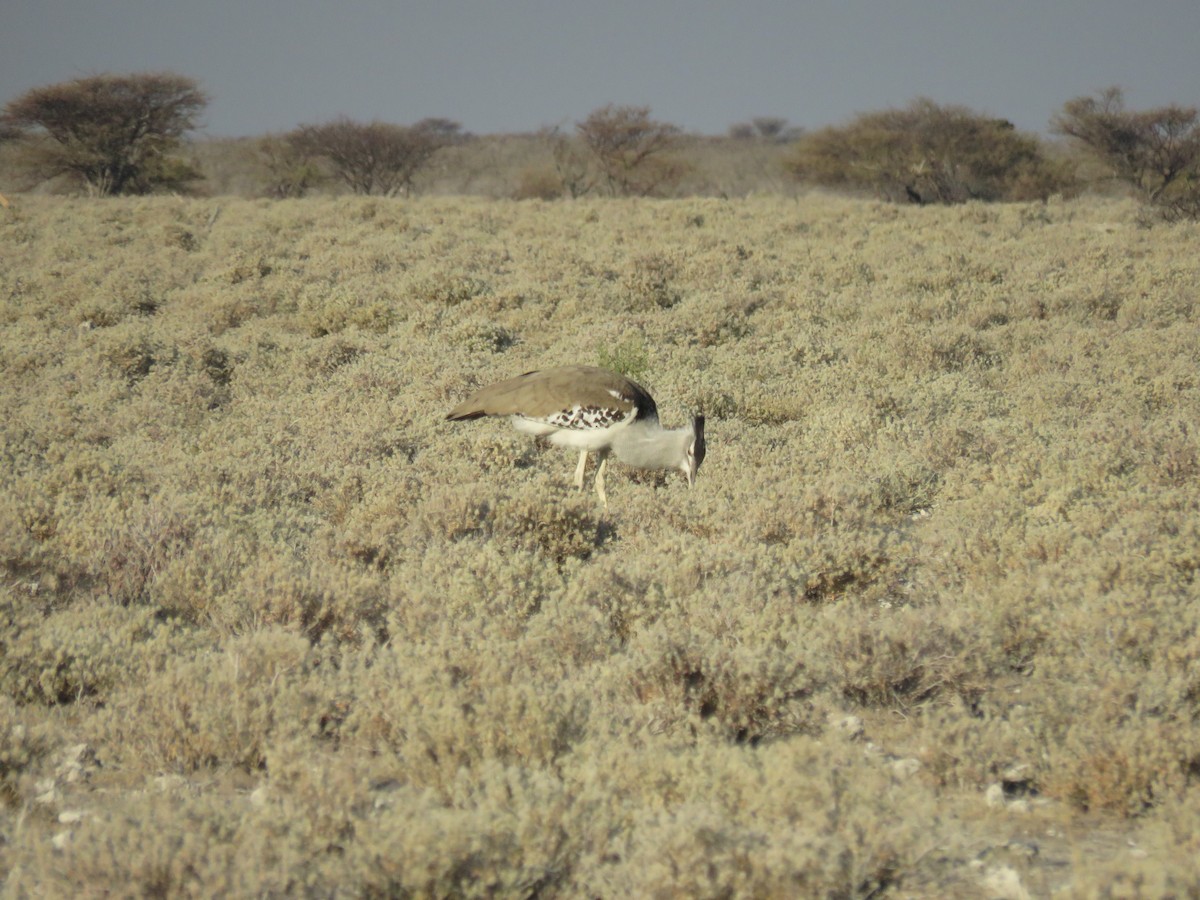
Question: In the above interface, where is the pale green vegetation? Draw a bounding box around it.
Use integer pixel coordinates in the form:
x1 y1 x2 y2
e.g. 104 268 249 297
1 194 1199 896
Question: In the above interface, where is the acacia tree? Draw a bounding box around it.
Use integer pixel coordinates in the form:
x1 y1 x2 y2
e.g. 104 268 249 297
1052 87 1200 218
576 105 686 197
289 117 459 196
1 72 207 195
256 134 326 198
786 98 1070 204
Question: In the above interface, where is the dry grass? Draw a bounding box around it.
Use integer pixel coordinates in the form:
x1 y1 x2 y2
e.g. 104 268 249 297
1 192 1199 896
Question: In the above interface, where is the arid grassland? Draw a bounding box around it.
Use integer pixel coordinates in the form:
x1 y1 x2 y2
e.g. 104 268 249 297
1 194 1199 896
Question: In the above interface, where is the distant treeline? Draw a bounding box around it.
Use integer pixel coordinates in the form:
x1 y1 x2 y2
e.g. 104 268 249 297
2 73 1198 219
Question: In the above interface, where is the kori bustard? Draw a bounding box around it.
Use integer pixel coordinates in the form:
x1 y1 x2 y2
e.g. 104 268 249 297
446 365 705 507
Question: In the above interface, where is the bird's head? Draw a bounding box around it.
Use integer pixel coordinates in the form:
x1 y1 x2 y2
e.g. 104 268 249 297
682 415 706 487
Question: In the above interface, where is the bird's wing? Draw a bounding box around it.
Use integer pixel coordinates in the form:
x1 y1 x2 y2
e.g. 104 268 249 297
446 366 657 422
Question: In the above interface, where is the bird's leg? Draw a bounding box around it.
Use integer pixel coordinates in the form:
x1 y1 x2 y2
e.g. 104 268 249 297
574 450 588 491
594 449 610 510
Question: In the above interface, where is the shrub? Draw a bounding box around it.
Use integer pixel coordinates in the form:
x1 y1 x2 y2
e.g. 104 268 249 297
288 117 460 196
620 252 682 310
101 628 326 772
256 133 325 198
576 104 687 197
596 338 650 382
512 166 563 200
786 97 1072 203
0 695 53 806
0 601 188 706
544 126 593 198
1 72 207 196
1052 86 1200 220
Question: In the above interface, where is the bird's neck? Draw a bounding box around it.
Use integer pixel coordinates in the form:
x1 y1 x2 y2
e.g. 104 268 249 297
611 417 691 470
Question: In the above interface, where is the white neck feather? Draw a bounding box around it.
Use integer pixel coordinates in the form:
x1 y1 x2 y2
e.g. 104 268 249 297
611 418 693 471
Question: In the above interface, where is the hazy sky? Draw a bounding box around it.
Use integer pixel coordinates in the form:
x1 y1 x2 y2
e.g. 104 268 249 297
3 1 1198 138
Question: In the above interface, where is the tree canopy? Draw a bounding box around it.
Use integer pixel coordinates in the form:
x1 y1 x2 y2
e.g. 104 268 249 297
786 99 1072 204
1053 87 1200 218
2 72 207 195
288 118 461 196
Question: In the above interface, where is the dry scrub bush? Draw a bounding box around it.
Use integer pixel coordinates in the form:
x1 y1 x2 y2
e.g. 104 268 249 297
512 165 564 201
0 599 190 706
0 694 53 806
562 739 922 897
97 628 335 773
620 251 682 310
1054 87 1200 220
787 98 1074 204
287 117 459 197
2 194 1200 894
575 105 688 198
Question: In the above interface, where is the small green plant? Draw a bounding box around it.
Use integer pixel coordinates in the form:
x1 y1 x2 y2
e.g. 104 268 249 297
596 338 649 381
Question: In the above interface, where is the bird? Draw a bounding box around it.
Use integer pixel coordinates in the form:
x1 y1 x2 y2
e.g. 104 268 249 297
446 365 705 508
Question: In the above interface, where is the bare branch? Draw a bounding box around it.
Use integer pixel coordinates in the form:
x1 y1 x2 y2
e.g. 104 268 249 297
1052 87 1200 206
288 118 455 196
576 105 687 197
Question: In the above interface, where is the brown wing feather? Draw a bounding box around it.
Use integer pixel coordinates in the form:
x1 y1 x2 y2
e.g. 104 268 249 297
446 366 657 421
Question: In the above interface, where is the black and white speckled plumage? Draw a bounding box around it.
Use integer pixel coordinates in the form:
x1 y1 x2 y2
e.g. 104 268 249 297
541 403 628 431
